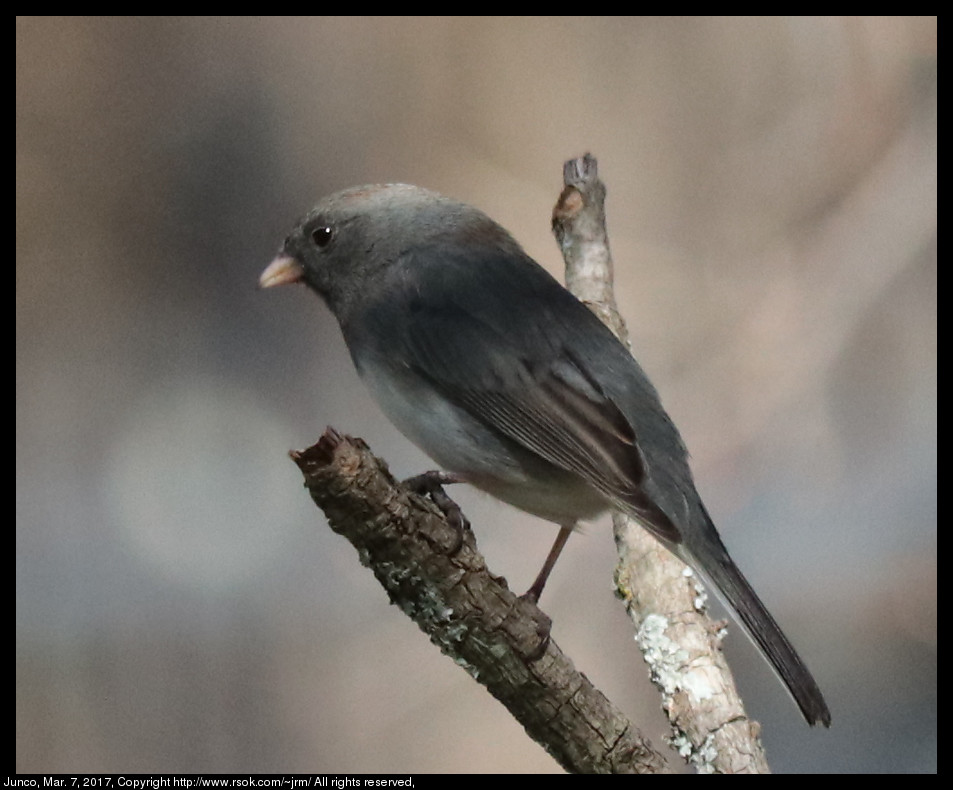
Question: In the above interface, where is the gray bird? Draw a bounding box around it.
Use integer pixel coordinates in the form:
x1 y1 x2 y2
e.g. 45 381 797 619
260 183 831 727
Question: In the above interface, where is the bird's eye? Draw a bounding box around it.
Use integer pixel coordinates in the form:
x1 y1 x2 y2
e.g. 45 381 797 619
311 226 333 248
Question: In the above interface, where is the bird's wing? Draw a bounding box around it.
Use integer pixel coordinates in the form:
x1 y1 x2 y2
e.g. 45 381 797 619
379 246 684 546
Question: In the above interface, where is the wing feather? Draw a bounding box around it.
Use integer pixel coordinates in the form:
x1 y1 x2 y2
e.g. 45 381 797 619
384 247 682 544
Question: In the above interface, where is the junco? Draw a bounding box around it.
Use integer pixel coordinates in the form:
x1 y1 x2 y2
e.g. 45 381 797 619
260 183 831 727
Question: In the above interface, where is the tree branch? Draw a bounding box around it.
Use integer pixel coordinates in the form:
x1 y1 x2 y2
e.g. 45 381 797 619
290 429 669 774
552 153 770 773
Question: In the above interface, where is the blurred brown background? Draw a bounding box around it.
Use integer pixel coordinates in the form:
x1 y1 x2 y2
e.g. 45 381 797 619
17 17 936 773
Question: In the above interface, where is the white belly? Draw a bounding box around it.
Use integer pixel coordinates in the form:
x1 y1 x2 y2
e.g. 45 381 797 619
358 359 608 525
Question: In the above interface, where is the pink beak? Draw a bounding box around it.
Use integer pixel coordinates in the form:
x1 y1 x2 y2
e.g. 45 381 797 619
259 254 305 288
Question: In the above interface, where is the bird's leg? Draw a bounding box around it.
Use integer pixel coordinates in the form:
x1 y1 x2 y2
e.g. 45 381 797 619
523 524 574 604
402 471 470 536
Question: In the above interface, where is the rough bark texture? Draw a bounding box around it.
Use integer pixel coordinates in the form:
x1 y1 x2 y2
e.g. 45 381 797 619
291 429 670 774
552 153 770 773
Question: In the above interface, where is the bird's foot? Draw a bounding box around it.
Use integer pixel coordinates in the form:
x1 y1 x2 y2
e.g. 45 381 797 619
403 471 470 551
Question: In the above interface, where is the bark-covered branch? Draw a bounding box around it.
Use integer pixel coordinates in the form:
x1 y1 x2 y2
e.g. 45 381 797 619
290 429 669 774
553 153 769 773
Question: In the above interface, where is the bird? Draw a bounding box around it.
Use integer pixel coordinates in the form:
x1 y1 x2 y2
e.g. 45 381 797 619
260 182 831 727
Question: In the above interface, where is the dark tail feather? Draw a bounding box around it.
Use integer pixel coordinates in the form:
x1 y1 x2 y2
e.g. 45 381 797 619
682 526 831 727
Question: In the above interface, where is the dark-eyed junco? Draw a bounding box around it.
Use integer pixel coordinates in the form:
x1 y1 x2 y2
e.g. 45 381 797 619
260 183 830 727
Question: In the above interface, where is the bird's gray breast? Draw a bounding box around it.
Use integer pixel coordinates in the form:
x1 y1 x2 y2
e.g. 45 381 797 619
353 347 609 524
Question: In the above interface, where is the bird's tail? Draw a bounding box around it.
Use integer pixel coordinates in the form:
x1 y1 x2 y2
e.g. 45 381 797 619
681 516 831 727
